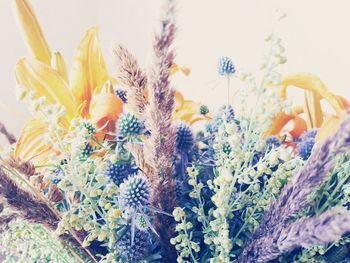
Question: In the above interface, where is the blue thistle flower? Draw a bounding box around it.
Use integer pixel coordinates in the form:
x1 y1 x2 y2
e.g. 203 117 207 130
116 89 127 103
222 142 232 155
200 105 209 115
297 137 315 160
266 136 281 151
218 56 236 76
300 129 318 141
79 143 94 161
116 228 150 262
117 113 142 137
176 123 194 153
120 174 150 210
105 161 137 186
82 122 96 136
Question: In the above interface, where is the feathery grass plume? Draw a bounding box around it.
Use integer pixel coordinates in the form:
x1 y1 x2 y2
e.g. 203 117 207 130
238 116 350 263
277 207 350 255
245 207 350 263
0 121 16 144
114 44 148 114
142 0 178 260
0 166 99 263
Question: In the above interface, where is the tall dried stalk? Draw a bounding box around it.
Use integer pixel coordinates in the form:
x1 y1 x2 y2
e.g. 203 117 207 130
0 121 16 144
141 0 178 260
0 162 99 263
238 116 350 263
114 44 148 114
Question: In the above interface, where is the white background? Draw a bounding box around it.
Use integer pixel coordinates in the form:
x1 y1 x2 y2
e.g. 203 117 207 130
1 0 350 144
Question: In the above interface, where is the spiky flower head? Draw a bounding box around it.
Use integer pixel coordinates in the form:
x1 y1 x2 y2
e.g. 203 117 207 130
300 129 318 141
218 56 236 76
116 88 127 103
105 161 137 186
297 137 315 160
222 142 232 155
117 113 142 137
176 123 194 153
200 105 209 115
116 228 151 262
79 143 94 161
266 136 281 151
135 214 149 231
120 174 150 210
82 122 96 136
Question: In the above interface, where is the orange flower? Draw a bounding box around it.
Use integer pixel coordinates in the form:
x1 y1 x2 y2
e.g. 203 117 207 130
267 73 349 142
13 0 123 164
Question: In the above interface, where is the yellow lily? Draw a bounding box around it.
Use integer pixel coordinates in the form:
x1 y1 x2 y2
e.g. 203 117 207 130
173 90 211 125
13 0 123 164
268 72 349 142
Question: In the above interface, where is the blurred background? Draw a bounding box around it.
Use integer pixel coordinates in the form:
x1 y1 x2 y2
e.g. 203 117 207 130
1 0 350 143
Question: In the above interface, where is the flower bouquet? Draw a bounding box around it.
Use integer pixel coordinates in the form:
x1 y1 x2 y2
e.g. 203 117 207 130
1 0 350 262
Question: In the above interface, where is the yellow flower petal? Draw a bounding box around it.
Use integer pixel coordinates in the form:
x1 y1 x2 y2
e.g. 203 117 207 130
12 0 51 65
316 115 341 142
303 90 323 129
70 27 108 116
15 119 52 164
175 91 184 110
51 51 68 82
281 73 343 115
170 63 191 76
15 58 77 119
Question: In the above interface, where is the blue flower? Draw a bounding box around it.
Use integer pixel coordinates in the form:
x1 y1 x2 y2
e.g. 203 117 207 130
116 88 127 103
266 136 281 151
120 174 151 210
176 123 194 153
297 137 315 160
117 113 142 137
218 56 236 76
116 227 151 262
105 161 137 186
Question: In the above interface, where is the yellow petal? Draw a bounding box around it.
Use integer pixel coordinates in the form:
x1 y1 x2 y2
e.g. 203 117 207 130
316 115 341 142
303 90 323 129
70 27 109 116
52 51 68 82
12 0 51 65
281 73 343 115
173 100 200 123
15 119 52 164
15 58 77 119
170 63 190 76
175 91 184 110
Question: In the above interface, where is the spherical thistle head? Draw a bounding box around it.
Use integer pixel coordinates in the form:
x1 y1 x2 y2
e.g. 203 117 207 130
218 56 236 76
297 137 315 160
222 142 232 155
116 88 127 103
300 129 318 141
105 161 137 186
120 174 151 210
176 123 194 153
200 105 209 115
116 228 151 262
117 113 142 137
265 136 281 151
79 143 94 161
82 122 96 136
